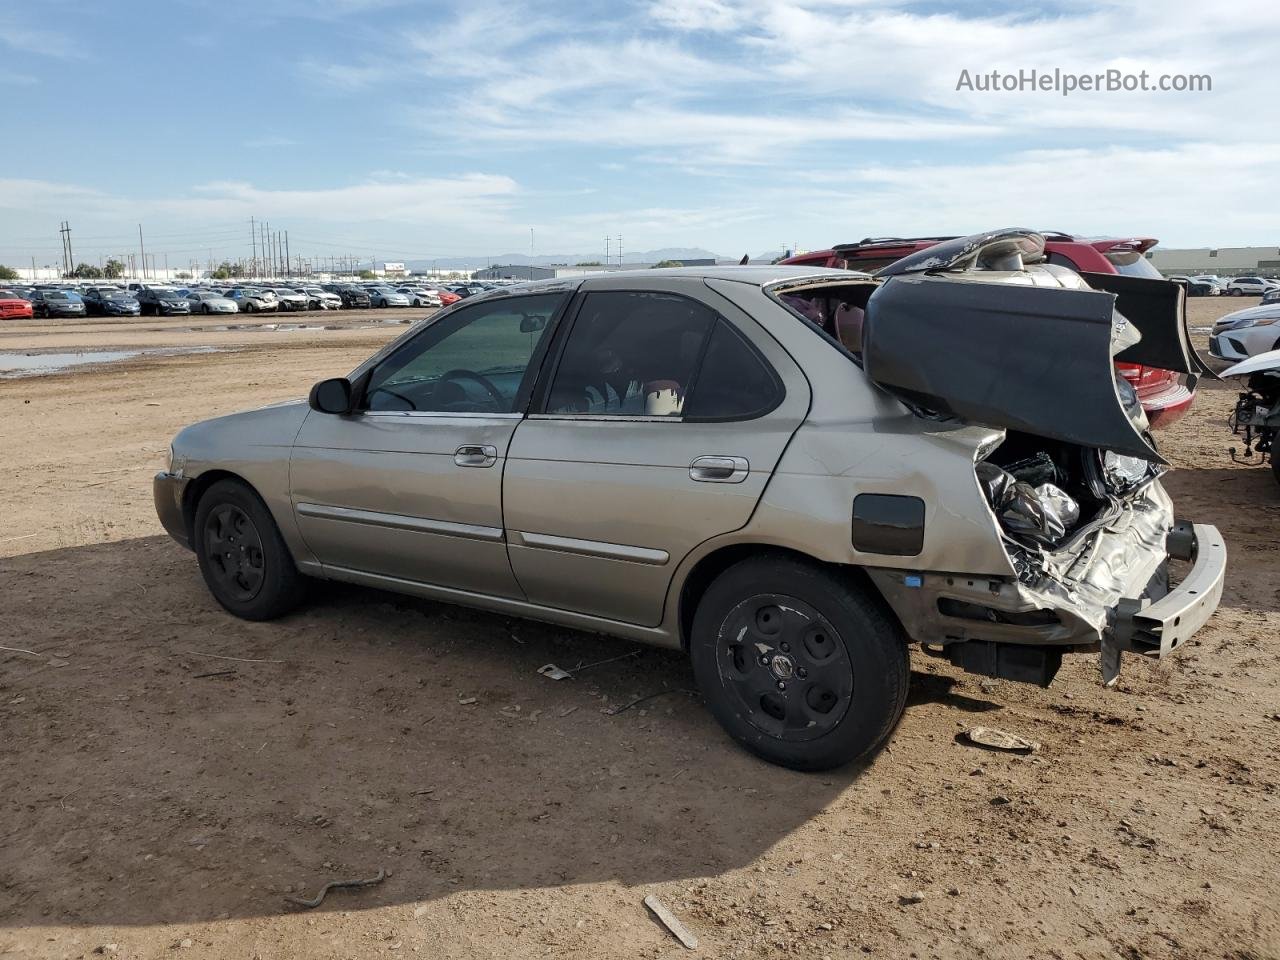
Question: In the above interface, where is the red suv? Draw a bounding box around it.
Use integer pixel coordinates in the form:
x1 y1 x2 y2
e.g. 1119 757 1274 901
781 233 1193 428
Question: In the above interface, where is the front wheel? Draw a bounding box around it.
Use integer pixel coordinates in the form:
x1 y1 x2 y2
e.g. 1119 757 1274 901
194 479 306 621
690 556 909 771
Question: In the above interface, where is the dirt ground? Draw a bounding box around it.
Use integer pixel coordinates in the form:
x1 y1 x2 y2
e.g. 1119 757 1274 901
1 298 1277 960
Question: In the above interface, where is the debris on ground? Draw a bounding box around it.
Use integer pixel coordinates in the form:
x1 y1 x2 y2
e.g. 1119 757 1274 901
457 696 477 706
961 726 1039 754
644 893 699 950
284 868 387 909
537 663 572 681
899 891 926 905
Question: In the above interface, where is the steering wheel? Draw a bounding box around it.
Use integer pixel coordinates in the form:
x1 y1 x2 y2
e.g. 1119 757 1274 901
438 368 506 410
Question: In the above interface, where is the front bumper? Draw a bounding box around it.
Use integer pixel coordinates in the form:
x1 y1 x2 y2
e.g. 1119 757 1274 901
1210 333 1250 362
153 471 192 549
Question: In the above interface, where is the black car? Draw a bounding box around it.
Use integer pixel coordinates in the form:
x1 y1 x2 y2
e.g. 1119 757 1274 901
334 285 372 308
28 289 87 318
83 287 142 316
136 287 192 316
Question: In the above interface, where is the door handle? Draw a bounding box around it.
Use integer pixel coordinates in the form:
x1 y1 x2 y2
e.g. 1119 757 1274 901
454 444 498 467
689 455 749 483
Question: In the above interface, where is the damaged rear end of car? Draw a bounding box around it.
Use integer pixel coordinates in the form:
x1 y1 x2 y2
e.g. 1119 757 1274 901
770 229 1226 688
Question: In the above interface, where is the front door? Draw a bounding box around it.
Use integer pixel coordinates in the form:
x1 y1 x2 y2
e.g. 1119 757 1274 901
290 291 567 597
503 279 809 625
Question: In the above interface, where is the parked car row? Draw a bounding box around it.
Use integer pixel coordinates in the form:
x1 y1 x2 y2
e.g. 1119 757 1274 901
0 277 501 319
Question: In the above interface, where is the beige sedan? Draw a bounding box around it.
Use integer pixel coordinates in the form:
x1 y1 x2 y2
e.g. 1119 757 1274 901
155 231 1225 770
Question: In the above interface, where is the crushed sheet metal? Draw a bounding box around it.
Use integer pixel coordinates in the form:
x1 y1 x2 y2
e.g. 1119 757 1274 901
537 663 573 681
644 894 699 949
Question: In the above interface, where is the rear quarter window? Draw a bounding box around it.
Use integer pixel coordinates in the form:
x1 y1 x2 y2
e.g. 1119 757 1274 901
684 320 784 421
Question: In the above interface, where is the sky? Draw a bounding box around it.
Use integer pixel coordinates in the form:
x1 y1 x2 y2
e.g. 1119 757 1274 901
1 0 1278 269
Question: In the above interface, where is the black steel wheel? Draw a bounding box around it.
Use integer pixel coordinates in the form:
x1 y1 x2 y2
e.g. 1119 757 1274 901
201 503 266 603
194 478 306 620
690 555 909 771
715 594 853 742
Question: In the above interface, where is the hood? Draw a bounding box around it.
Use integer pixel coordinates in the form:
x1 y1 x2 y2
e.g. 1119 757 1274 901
1220 348 1280 379
1215 303 1280 326
176 398 309 455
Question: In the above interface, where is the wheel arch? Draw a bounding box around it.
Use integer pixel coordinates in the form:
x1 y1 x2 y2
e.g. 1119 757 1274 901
182 469 262 544
675 543 897 651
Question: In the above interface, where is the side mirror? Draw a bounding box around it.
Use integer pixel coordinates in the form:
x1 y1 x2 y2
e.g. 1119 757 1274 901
519 314 546 333
309 377 354 415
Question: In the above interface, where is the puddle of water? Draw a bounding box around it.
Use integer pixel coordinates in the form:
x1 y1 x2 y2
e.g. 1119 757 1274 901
0 347 218 378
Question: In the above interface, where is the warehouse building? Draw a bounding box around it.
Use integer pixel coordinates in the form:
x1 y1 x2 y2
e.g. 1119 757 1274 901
1148 246 1280 276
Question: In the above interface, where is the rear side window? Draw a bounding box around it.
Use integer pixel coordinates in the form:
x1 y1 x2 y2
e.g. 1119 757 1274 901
684 321 782 420
544 291 715 417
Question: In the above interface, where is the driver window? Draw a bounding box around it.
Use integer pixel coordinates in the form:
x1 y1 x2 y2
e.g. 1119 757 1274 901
364 293 565 414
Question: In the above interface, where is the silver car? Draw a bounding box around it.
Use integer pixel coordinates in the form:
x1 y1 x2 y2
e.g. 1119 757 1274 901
368 285 411 308
154 230 1226 770
186 290 239 314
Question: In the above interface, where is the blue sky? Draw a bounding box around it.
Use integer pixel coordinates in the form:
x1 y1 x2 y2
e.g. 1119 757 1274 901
2 0 1278 268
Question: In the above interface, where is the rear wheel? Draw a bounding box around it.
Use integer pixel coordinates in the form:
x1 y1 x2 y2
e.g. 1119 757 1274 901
194 479 306 620
690 556 909 771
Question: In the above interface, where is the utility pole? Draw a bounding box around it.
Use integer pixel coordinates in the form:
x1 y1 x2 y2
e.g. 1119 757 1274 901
138 224 147 280
59 221 74 276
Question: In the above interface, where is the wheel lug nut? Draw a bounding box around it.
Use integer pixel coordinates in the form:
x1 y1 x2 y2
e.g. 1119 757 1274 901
759 655 769 665
777 681 786 691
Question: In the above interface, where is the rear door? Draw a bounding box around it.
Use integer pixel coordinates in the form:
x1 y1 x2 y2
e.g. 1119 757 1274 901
502 277 809 625
290 291 568 596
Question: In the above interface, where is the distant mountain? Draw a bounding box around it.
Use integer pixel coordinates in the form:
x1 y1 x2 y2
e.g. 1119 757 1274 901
402 247 726 271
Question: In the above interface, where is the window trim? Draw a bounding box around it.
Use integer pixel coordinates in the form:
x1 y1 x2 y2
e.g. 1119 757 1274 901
530 287 782 423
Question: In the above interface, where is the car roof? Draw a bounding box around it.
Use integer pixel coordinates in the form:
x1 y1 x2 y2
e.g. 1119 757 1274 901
486 265 857 298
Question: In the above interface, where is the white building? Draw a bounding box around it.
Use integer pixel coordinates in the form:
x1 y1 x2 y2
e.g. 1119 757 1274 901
1149 246 1280 276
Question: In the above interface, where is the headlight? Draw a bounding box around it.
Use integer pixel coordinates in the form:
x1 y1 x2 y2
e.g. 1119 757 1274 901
1243 318 1278 328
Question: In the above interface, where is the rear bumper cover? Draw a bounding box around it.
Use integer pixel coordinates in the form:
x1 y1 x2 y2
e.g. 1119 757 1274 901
153 471 192 550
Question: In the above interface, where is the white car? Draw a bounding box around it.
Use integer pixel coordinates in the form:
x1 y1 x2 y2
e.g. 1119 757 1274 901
268 288 310 312
1209 304 1280 361
301 286 343 310
396 286 442 307
1225 276 1279 297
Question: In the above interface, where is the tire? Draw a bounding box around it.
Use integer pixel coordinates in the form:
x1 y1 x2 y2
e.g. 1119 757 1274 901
689 555 909 771
193 479 306 621
201 304 211 314
1271 450 1280 489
